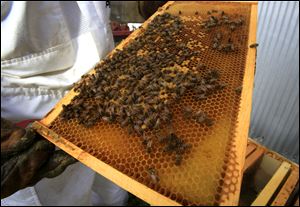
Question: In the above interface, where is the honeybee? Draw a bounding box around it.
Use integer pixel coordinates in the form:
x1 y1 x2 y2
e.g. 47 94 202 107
143 137 153 153
235 86 242 94
204 117 214 126
195 93 207 100
102 116 112 123
175 154 183 165
147 168 160 184
230 23 236 31
153 118 161 129
213 42 219 49
250 43 259 48
183 106 193 119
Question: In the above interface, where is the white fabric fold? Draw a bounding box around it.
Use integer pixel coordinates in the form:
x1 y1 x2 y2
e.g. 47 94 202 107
1 1 127 206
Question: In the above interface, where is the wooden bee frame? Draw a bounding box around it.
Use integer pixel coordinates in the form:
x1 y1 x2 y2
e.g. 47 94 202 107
32 1 258 206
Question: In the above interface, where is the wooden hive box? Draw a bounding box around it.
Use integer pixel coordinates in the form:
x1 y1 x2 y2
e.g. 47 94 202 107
32 1 258 206
240 138 299 206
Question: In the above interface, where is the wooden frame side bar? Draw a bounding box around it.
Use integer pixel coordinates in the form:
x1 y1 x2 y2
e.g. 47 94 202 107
220 3 258 206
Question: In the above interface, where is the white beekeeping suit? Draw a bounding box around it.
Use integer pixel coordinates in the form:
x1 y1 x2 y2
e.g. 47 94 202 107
1 1 128 206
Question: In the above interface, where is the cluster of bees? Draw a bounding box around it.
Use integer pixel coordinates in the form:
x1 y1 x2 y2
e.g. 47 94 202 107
203 9 245 30
162 132 192 165
201 10 245 52
183 106 214 126
193 68 226 101
61 13 226 168
146 130 192 184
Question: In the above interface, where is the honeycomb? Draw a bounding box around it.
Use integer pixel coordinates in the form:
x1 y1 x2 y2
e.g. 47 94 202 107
48 2 252 206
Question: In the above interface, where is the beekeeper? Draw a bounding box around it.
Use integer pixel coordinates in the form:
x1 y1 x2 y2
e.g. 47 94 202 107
1 1 128 206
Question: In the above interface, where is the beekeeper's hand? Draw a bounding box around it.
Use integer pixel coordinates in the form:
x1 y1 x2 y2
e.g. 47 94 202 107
1 118 77 199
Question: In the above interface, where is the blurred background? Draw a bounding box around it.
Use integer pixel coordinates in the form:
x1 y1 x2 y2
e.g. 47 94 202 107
249 1 299 163
110 1 299 163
